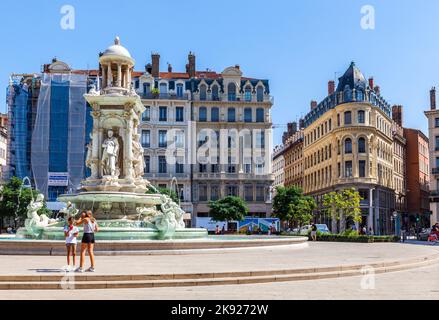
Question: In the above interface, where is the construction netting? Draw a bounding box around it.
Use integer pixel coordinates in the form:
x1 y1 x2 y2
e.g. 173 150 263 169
31 73 87 198
7 78 32 179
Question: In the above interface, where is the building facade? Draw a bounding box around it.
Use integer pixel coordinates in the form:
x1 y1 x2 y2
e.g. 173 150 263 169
404 128 431 229
133 55 193 215
0 114 7 182
302 62 397 235
190 65 274 221
425 87 439 226
272 145 285 191
391 112 407 220
284 128 304 189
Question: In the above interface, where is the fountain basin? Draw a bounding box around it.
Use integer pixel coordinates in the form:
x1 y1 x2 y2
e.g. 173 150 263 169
16 220 207 241
0 236 309 255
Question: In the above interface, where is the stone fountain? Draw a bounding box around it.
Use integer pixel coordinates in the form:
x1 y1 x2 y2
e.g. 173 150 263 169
17 37 206 241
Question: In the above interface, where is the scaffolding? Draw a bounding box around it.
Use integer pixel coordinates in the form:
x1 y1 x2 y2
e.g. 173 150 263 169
31 73 88 199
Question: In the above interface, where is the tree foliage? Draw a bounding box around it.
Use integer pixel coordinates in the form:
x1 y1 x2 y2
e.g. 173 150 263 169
272 186 316 228
0 177 51 226
208 196 249 222
323 188 363 233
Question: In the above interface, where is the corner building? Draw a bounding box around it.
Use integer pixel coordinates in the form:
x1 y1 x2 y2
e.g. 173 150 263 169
303 62 396 235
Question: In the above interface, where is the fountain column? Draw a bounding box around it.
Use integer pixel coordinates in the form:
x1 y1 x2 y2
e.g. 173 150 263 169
90 110 101 179
124 115 134 182
102 64 107 89
117 63 122 87
107 64 113 86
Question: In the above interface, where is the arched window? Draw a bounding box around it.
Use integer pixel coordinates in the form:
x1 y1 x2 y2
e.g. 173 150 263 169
244 108 252 122
211 107 219 122
344 86 352 102
211 85 219 101
357 90 364 101
344 111 352 125
228 108 236 122
159 82 168 95
358 110 365 124
199 84 207 101
358 137 366 153
228 83 236 101
199 107 207 122
256 108 264 122
143 82 151 95
256 86 264 102
345 138 352 154
176 83 184 98
244 86 252 102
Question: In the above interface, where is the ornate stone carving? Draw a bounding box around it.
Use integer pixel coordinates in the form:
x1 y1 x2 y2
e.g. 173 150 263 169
24 194 58 237
132 133 145 180
102 129 120 177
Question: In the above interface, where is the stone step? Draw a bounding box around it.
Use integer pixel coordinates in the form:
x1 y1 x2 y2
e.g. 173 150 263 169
0 256 437 290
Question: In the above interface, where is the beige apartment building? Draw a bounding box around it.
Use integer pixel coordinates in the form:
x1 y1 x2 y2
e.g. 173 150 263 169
302 62 396 234
284 128 304 189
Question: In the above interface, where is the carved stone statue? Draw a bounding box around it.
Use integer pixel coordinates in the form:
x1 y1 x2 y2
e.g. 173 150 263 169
85 134 93 169
59 201 79 219
102 129 120 177
24 194 57 237
132 133 145 179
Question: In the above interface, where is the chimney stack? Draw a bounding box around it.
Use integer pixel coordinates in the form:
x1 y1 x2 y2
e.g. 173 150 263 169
328 81 335 95
368 77 374 90
145 63 152 74
292 122 298 133
374 86 381 95
167 63 173 73
151 53 160 78
188 52 196 78
311 100 318 110
287 122 293 135
431 87 437 110
392 105 403 126
299 118 305 129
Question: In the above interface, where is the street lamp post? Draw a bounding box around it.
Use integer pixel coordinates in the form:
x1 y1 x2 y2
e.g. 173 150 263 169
392 211 399 237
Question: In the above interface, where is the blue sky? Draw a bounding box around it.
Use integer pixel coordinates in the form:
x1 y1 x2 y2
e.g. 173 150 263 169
1 0 438 145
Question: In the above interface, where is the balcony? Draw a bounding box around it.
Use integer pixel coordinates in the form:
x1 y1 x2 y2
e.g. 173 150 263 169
432 168 439 175
193 172 274 181
141 92 189 100
192 92 274 104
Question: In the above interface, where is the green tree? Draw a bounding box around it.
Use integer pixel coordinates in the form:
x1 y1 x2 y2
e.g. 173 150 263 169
323 188 363 234
293 196 317 229
208 196 248 223
272 186 303 224
340 188 363 232
323 191 343 233
273 186 316 229
0 177 51 230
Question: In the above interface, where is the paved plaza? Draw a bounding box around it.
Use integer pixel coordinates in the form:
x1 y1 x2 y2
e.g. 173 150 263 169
0 242 438 276
0 242 438 299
